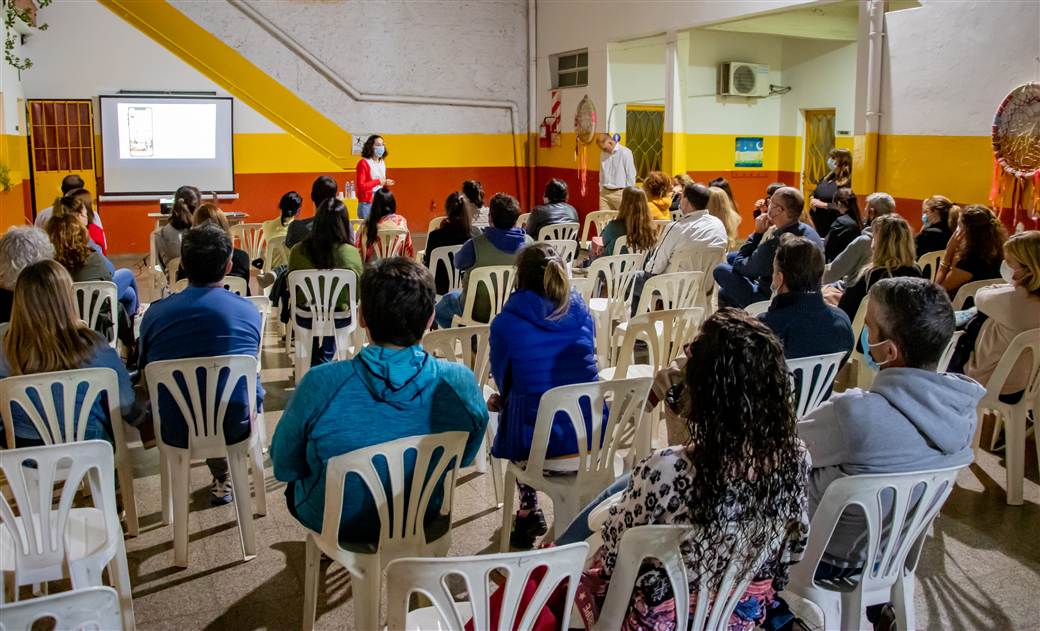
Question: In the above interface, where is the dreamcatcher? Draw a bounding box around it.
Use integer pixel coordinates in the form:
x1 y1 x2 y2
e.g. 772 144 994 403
991 83 1040 228
574 95 597 196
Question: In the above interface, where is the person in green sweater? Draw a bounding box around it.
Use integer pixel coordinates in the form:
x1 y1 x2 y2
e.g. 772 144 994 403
285 198 364 366
271 257 489 544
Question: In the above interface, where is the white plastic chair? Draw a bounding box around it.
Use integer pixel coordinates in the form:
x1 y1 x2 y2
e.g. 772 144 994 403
937 330 964 373
0 586 124 631
611 235 652 256
245 295 271 448
385 543 589 631
630 271 704 316
847 297 876 391
374 227 410 260
975 327 1040 505
220 275 248 296
71 281 118 348
350 218 366 239
745 300 771 316
516 213 531 230
287 269 359 383
787 351 846 418
671 208 682 222
166 257 182 290
917 250 944 283
595 524 785 631
653 219 672 242
583 254 646 364
537 222 580 242
264 234 289 272
545 239 578 272
452 265 515 327
231 222 266 262
144 355 266 568
784 465 965 631
148 229 168 296
427 216 446 234
302 432 469 631
427 245 464 299
952 278 1004 310
668 246 727 311
499 377 653 550
580 210 617 250
0 367 140 538
0 441 134 629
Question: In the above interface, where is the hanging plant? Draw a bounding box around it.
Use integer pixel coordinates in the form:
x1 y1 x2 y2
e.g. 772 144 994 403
4 0 52 71
0 163 11 193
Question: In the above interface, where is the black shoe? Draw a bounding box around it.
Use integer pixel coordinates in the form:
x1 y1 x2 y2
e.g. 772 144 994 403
509 509 548 549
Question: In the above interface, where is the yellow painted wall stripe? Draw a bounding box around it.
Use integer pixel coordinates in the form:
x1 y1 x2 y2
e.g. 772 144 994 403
877 135 993 204
99 0 354 169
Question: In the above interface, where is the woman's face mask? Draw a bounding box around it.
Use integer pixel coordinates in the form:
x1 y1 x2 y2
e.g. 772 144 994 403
374 145 386 158
1000 260 1017 285
827 157 837 172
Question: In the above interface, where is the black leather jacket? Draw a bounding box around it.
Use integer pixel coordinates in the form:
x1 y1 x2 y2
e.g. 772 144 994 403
526 202 579 238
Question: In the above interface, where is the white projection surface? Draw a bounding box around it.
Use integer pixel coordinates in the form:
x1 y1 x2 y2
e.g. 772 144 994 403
99 96 234 194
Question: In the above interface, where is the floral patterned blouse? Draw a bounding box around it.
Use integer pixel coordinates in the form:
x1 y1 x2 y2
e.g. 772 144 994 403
590 444 811 631
355 214 415 262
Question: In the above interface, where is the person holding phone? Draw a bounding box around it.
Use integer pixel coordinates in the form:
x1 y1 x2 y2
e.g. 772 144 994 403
355 134 395 219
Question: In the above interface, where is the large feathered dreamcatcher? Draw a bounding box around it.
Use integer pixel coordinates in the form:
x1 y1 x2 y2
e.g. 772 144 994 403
991 83 1040 227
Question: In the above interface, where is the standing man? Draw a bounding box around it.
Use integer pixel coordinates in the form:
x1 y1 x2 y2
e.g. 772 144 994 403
597 133 636 210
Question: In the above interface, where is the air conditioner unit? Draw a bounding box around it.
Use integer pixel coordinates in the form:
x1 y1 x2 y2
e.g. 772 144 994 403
717 62 770 98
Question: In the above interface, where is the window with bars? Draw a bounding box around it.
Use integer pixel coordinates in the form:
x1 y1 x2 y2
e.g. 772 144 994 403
29 100 95 172
551 49 588 89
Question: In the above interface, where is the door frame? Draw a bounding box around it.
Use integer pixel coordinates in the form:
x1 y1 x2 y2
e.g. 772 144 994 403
800 108 836 208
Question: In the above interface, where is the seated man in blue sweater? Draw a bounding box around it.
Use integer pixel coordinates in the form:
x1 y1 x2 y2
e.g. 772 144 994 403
714 186 824 309
271 257 489 543
139 224 264 505
759 235 853 359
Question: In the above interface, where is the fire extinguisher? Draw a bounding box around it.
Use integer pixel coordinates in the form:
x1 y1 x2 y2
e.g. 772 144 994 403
540 117 554 148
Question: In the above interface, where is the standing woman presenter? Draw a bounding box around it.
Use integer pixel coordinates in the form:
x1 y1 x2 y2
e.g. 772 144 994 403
355 134 395 219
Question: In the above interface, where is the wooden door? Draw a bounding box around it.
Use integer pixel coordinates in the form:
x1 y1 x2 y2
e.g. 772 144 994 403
802 109 835 207
27 100 98 217
625 105 664 181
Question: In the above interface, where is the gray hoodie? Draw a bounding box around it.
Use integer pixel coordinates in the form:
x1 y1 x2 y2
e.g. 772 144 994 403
798 367 984 567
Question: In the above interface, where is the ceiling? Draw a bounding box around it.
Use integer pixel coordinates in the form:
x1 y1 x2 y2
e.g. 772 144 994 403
702 0 921 42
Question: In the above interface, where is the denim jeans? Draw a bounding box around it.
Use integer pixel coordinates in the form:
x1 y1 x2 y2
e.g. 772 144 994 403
434 290 463 329
555 475 631 545
113 268 139 316
713 257 770 309
357 201 371 219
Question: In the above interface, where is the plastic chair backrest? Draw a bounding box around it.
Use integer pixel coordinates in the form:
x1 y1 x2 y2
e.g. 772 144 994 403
671 245 726 276
917 250 944 283
595 524 785 631
428 245 464 297
245 296 270 356
72 281 118 348
220 275 248 296
849 297 872 378
385 543 589 631
787 351 846 418
633 271 704 315
788 465 964 598
320 432 468 554
526 378 652 491
653 219 672 241
937 330 964 373
537 222 580 242
580 210 617 246
166 257 182 288
611 235 652 256
545 239 578 268
584 253 646 310
0 586 123 631
143 355 257 455
375 227 410 260
0 441 120 587
670 209 682 222
951 278 1003 310
979 327 1040 406
427 217 446 234
458 265 515 325
516 213 531 229
231 223 266 261
287 269 359 338
611 308 704 376
0 367 125 450
350 218 366 238
264 235 289 272
422 325 491 390
745 300 771 317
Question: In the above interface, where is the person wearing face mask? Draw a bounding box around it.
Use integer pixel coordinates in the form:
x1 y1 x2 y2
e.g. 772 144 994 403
809 148 853 239
597 133 636 210
355 134 395 220
915 195 960 256
956 231 1040 400
822 191 896 285
798 277 983 628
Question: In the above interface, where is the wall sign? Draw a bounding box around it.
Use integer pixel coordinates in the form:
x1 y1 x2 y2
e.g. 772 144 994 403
351 134 375 156
735 136 764 168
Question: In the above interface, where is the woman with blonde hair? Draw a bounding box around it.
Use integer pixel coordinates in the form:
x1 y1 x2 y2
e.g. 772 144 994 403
707 185 742 249
0 260 142 447
47 213 112 283
809 148 853 238
962 231 1040 397
833 214 920 319
935 204 1006 295
642 171 673 220
488 242 598 548
916 195 960 256
598 186 657 257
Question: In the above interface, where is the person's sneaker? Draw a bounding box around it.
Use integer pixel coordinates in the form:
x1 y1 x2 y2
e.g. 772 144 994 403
509 509 548 549
210 478 233 506
257 271 277 289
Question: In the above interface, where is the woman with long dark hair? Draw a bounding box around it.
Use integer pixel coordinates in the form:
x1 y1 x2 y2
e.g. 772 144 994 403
355 134 394 219
261 191 302 269
423 192 477 294
157 185 199 268
823 187 863 262
810 148 853 238
935 204 1007 294
355 188 414 262
569 309 809 630
462 180 489 229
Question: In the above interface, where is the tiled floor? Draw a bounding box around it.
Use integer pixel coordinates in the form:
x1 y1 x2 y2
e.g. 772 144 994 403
113 255 1039 630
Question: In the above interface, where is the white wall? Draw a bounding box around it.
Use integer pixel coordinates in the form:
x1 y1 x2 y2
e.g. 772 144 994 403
1 22 26 136
607 37 666 133
780 38 857 136
172 0 528 135
881 0 1040 136
19 1 278 134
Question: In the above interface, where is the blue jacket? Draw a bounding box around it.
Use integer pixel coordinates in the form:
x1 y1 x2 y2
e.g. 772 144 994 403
759 291 854 360
733 222 824 286
454 226 529 271
489 290 599 461
270 344 488 543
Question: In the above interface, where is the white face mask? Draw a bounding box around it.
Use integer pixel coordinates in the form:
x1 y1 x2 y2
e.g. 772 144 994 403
1000 260 1016 285
827 157 837 171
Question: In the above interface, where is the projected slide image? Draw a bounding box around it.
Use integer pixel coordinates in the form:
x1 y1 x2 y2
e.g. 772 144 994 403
117 102 216 160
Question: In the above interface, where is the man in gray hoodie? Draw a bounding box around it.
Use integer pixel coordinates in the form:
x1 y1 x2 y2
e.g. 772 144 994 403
795 277 983 627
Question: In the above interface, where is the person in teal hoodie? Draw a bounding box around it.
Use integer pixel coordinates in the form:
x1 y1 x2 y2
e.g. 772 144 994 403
271 257 489 544
488 243 599 548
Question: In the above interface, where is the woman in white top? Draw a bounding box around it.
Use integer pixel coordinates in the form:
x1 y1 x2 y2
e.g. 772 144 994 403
355 135 395 219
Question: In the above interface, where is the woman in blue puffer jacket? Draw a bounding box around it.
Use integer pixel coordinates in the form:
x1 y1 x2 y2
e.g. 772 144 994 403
489 242 599 548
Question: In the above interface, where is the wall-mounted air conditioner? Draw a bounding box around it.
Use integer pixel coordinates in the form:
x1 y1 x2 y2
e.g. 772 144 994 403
717 62 770 98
